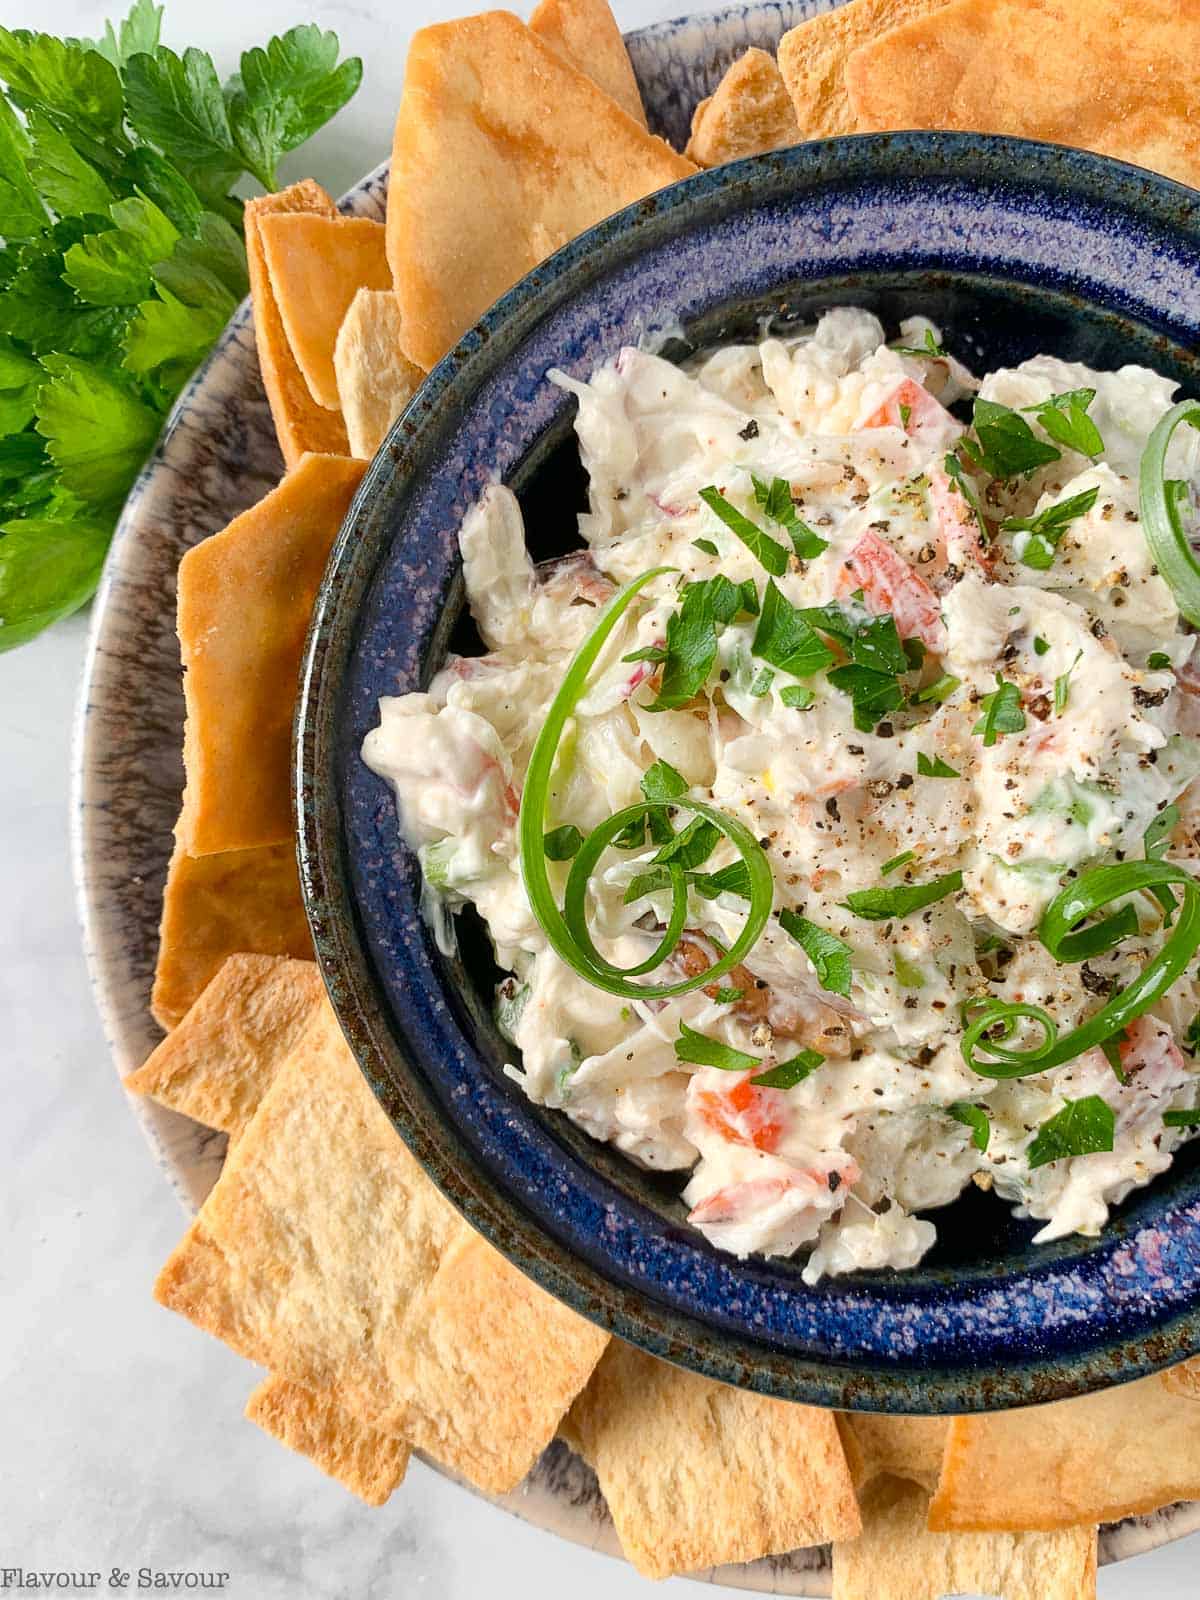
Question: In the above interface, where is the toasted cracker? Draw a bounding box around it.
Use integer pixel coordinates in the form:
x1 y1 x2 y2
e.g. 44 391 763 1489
528 0 647 128
175 453 366 857
929 1370 1200 1531
333 289 425 460
393 1228 608 1494
833 1477 1097 1600
151 840 312 1030
685 48 800 168
568 1342 860 1579
258 214 393 411
388 12 694 370
844 0 1200 189
837 1413 947 1493
246 1375 410 1506
126 954 323 1138
777 0 949 140
155 1001 464 1411
244 181 349 467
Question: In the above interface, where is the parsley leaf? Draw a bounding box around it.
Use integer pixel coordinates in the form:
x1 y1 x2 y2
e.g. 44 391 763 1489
0 516 109 648
622 645 667 664
913 672 960 704
675 1021 759 1072
881 850 915 876
36 354 161 510
1034 635 1051 656
893 327 946 359
1165 1109 1200 1128
959 398 1062 479
826 661 905 732
653 814 720 871
711 986 743 1004
543 824 583 861
972 675 1026 746
1001 485 1100 570
693 537 719 557
1148 650 1172 670
644 582 719 710
1054 649 1083 715
942 450 988 534
1145 801 1181 923
692 860 752 900
751 1049 824 1089
698 484 789 575
1023 388 1103 458
226 25 363 192
946 1101 990 1151
779 908 853 996
1026 1095 1115 1168
916 752 960 778
752 472 828 559
779 684 814 709
123 46 243 202
842 870 963 921
752 578 835 678
749 666 774 697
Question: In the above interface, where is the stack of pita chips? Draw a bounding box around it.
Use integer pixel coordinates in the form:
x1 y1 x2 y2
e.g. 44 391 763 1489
686 0 1200 193
139 1 1200 1590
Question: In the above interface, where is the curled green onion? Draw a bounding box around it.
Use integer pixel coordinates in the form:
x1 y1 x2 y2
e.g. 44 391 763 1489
1139 399 1200 626
963 860 1200 1078
518 569 774 999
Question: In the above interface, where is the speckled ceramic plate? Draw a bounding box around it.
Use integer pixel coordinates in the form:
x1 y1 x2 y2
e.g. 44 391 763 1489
71 0 1200 1586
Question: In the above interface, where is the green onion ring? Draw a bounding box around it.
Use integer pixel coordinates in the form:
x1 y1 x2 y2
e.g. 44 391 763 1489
518 568 774 999
1139 399 1200 626
963 861 1200 1078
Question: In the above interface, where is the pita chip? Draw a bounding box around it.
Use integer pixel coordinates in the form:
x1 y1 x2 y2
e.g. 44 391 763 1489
686 48 800 168
845 0 1200 191
126 954 323 1139
393 1228 608 1494
929 1370 1200 1531
155 1003 464 1412
258 214 392 411
246 1375 410 1507
777 0 950 140
833 1477 1097 1600
568 1341 860 1579
529 0 647 129
175 453 366 857
838 1412 947 1493
245 181 349 467
1162 1356 1200 1400
333 289 425 460
151 840 312 1030
388 11 695 370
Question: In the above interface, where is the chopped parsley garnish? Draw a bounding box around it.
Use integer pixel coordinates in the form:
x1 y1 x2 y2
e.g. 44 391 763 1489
1026 1095 1115 1168
806 603 912 733
641 759 688 802
622 644 668 663
972 675 1026 746
752 579 835 679
913 672 961 705
917 752 960 778
751 1049 825 1089
1145 801 1181 923
1148 651 1172 670
1023 388 1104 458
643 577 755 712
653 814 720 871
752 473 828 559
543 824 583 860
842 870 963 921
1165 1109 1200 1128
893 327 946 359
1034 635 1051 656
712 986 743 1004
749 666 775 697
959 398 1062 479
698 484 789 575
943 451 988 534
674 1021 758 1072
692 860 753 900
1054 649 1083 715
779 908 853 997
1186 1014 1200 1055
1000 485 1100 570
946 1101 990 1151
899 402 912 430
827 662 906 733
881 850 916 876
693 537 720 557
779 684 815 709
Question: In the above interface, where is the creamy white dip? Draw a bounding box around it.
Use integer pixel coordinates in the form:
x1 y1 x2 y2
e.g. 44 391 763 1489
363 309 1200 1281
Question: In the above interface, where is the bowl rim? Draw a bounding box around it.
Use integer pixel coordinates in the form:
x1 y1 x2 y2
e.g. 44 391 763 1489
297 130 1200 1414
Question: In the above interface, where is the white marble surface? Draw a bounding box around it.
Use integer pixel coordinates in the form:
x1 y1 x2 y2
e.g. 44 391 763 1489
1 1 1196 1594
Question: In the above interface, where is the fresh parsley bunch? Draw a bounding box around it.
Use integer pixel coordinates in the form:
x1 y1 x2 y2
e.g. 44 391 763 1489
0 1 361 651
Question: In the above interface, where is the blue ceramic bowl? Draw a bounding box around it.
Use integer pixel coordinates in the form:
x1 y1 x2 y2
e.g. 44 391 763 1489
298 133 1200 1412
